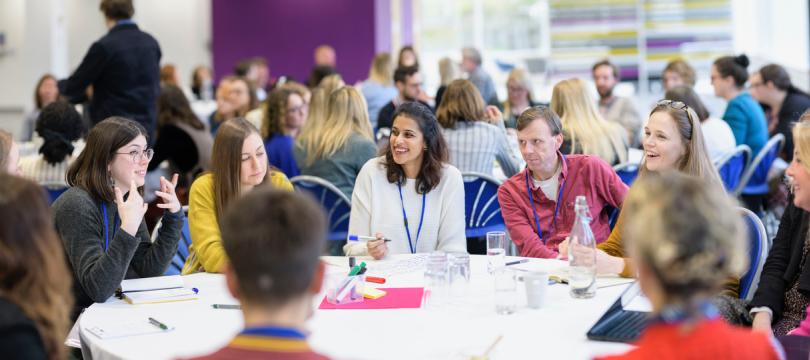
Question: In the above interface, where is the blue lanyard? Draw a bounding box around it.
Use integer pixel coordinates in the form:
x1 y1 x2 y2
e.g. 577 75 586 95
100 203 119 252
241 326 306 339
525 155 567 245
654 301 719 324
397 181 426 254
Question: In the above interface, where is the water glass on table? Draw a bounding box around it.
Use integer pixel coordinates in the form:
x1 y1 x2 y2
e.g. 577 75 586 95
448 252 471 298
486 231 506 273
494 269 517 315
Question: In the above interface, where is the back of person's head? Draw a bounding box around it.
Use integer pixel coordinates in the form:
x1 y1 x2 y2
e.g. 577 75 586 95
461 47 482 66
397 45 419 68
157 85 205 133
393 66 419 85
516 106 563 136
550 78 627 164
759 64 792 91
262 88 296 139
67 117 147 202
233 59 253 78
211 118 263 222
436 79 486 129
99 0 133 20
623 171 745 306
713 54 750 88
0 174 73 359
664 86 710 122
663 59 697 88
438 57 458 86
643 101 721 187
307 65 337 88
36 100 84 165
592 59 620 80
0 130 12 172
368 53 394 85
191 65 211 90
222 188 326 306
300 87 373 165
385 102 448 194
318 74 345 96
160 64 178 86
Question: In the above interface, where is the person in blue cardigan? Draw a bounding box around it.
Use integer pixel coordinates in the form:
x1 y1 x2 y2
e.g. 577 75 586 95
711 54 768 156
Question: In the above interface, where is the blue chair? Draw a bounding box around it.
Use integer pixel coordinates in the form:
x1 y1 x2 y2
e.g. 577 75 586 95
462 172 506 238
736 134 785 197
613 162 639 186
290 176 352 242
739 207 769 301
41 181 69 204
159 206 191 276
714 145 751 193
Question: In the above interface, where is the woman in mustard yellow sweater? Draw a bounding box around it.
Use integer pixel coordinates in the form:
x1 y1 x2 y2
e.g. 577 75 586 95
182 118 292 274
560 100 739 296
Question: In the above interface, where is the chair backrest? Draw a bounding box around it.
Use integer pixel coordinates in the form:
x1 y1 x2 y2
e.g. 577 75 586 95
612 162 640 186
461 172 506 238
736 134 785 196
161 206 192 276
739 207 769 301
40 181 69 205
290 175 352 241
714 145 752 193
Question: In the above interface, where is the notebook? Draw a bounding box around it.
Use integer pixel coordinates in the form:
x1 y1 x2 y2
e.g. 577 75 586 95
117 276 198 304
587 281 651 343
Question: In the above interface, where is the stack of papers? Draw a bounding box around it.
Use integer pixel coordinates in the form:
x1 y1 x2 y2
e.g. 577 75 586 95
118 276 198 304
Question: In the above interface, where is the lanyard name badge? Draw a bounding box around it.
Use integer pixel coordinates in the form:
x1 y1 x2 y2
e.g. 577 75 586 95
397 181 426 254
100 203 119 252
525 155 567 245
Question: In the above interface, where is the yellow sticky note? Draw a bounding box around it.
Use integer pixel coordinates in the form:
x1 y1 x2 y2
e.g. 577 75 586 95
363 288 387 299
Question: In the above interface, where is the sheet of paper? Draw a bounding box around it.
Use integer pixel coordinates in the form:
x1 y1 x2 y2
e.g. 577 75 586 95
364 255 428 277
123 288 198 304
85 319 174 339
64 319 81 348
120 275 184 293
319 287 424 310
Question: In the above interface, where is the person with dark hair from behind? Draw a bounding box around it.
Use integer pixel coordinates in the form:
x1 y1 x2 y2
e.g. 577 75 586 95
593 59 642 147
19 100 86 188
57 0 162 143
186 189 329 360
150 85 213 190
306 65 337 89
711 54 768 157
596 172 782 360
52 117 183 319
345 102 466 258
749 64 810 161
0 174 74 360
377 66 430 132
664 86 735 161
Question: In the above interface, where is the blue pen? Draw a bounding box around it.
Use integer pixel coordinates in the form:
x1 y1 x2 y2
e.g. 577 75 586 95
348 235 392 242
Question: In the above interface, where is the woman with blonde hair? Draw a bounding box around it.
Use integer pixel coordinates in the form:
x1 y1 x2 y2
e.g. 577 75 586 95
318 74 345 97
295 86 377 198
0 174 73 359
183 118 292 274
550 78 628 165
560 100 732 292
502 68 538 129
437 79 520 177
361 53 398 129
597 172 781 359
435 57 459 108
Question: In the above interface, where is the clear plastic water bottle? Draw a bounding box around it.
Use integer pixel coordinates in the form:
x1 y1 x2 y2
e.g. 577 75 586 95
423 251 449 308
568 196 596 298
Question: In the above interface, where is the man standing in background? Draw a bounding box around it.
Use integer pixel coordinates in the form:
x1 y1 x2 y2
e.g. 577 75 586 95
58 0 161 143
462 47 498 105
593 59 641 147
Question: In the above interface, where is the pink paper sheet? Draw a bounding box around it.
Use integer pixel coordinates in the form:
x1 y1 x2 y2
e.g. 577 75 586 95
318 287 424 310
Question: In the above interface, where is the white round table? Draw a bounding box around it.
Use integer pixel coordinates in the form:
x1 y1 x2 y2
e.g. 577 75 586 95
78 255 633 359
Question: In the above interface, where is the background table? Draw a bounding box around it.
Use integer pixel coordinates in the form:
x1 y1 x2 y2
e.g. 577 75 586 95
78 255 633 359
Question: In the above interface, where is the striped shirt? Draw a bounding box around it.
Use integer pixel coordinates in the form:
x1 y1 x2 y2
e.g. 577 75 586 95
19 141 84 188
441 120 521 177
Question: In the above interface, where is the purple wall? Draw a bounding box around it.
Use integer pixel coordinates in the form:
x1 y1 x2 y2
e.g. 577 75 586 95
212 0 377 85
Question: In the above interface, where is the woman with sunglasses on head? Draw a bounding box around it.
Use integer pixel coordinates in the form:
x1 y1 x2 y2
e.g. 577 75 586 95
52 117 183 319
345 102 466 258
559 100 738 295
183 118 292 274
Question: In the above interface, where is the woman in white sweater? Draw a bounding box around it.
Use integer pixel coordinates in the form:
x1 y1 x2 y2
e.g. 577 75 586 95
345 102 467 258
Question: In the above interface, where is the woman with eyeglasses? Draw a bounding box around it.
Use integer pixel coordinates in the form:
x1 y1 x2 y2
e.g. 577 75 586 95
52 117 183 319
182 118 292 274
261 88 307 178
559 100 738 295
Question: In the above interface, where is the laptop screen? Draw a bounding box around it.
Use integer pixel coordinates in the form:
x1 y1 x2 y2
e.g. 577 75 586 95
619 281 653 312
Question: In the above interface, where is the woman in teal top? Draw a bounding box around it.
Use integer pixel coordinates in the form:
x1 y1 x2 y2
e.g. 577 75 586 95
711 54 768 156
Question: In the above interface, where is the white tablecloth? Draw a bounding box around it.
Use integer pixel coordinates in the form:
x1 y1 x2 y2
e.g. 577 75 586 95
78 255 633 360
